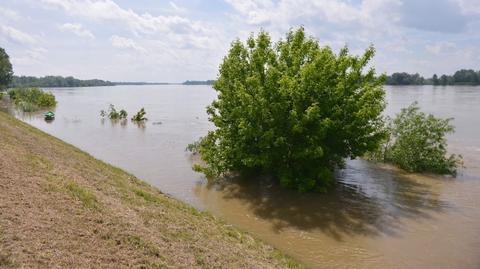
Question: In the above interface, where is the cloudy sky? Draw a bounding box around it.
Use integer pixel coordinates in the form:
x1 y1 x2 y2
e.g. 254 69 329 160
1 0 479 82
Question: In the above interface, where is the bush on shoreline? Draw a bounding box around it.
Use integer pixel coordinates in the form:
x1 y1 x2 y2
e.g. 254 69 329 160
7 87 56 112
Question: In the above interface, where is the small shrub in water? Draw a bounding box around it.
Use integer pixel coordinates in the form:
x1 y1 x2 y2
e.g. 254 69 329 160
369 102 462 175
119 109 128 119
101 104 127 120
131 107 147 122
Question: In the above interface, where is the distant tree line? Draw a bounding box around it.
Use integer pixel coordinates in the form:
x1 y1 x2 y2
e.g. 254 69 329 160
10 75 115 88
385 69 480 85
182 80 215 85
9 75 214 88
114 82 170 85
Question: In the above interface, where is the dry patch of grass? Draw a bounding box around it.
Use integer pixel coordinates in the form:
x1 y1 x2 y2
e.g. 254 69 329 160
0 111 305 269
0 254 16 268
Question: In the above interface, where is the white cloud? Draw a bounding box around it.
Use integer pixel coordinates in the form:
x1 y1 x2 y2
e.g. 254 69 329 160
455 0 480 15
110 35 146 52
41 0 211 34
169 1 187 13
425 42 456 55
60 23 95 39
0 7 20 20
40 0 223 51
11 48 48 66
225 0 401 27
0 25 36 44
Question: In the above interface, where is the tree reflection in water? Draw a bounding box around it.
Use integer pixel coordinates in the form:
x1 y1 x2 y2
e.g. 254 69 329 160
200 159 449 241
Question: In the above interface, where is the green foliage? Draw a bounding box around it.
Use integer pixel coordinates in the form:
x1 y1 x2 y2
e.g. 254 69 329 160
131 107 147 122
0 47 13 91
193 28 386 192
7 87 56 111
119 109 128 119
101 104 128 120
37 91 57 107
370 102 462 175
186 139 202 155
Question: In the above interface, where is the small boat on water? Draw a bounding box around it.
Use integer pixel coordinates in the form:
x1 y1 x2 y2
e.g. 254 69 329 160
44 111 55 121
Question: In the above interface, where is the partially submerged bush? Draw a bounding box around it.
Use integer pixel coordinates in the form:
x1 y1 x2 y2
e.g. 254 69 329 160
131 108 147 122
101 104 127 120
370 102 462 175
192 28 386 192
7 87 56 111
186 139 202 155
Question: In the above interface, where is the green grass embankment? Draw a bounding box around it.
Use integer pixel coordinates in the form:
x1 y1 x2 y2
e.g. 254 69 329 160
0 111 305 269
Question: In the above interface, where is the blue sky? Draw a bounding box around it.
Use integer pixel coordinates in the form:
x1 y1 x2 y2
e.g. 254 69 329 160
1 0 479 82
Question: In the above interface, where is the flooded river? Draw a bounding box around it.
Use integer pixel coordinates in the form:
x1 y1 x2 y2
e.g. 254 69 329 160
3 85 480 268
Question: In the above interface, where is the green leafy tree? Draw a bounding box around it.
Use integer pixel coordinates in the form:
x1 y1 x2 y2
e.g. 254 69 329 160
370 102 462 175
192 28 386 192
0 47 13 91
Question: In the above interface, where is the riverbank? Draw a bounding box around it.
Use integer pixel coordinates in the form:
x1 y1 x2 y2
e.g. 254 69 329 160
0 111 303 268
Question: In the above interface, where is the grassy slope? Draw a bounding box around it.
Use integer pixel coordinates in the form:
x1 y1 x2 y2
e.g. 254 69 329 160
0 111 305 269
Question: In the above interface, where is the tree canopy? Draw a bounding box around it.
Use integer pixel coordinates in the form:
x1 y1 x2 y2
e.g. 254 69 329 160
192 28 386 192
0 47 13 91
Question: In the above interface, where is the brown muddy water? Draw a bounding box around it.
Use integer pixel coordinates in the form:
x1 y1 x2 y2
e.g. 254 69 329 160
2 85 480 268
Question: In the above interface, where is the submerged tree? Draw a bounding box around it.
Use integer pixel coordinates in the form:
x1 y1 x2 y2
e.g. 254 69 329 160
192 28 386 192
0 47 13 91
